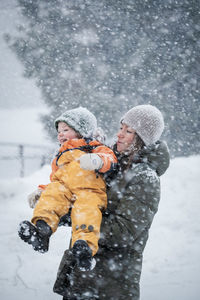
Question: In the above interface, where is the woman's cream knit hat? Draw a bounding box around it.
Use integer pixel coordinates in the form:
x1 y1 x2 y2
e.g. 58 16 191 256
121 104 164 146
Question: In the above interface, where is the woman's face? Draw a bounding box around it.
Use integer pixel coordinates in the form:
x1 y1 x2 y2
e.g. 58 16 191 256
57 122 79 145
116 123 136 153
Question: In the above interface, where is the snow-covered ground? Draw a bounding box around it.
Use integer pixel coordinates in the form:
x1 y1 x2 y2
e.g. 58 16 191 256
141 155 200 300
0 155 199 300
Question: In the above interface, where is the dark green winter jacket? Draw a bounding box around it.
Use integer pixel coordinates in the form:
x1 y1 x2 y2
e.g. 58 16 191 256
53 141 170 300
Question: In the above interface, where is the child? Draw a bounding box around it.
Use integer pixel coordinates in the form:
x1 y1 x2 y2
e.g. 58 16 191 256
18 107 117 271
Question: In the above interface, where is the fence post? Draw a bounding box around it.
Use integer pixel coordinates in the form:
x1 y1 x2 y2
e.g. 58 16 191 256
40 154 46 167
19 144 24 177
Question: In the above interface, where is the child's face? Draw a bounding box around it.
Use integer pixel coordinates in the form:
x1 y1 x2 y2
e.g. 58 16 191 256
57 122 80 145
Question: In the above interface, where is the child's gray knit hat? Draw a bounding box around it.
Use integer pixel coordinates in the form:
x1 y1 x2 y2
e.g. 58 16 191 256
121 104 164 145
55 107 97 138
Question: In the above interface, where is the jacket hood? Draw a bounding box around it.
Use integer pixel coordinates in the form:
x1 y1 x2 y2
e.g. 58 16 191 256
138 140 170 176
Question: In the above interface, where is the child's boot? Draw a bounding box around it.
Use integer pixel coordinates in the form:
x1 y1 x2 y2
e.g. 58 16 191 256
72 240 93 271
18 220 52 253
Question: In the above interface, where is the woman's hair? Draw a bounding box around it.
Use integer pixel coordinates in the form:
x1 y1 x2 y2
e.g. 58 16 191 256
116 133 145 172
125 133 145 170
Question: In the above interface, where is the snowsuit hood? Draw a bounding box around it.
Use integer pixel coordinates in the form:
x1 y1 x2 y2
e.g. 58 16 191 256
137 140 170 176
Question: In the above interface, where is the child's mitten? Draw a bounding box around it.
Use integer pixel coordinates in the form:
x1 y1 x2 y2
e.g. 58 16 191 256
79 153 103 170
28 189 42 208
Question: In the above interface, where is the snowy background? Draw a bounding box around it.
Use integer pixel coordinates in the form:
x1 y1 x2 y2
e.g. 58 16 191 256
0 1 200 300
0 1 54 179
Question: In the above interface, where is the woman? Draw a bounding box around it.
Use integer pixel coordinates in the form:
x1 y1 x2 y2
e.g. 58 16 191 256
53 104 170 300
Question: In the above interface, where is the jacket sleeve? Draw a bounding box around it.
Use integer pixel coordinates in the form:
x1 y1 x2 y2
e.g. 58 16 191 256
92 146 117 173
99 166 160 250
37 157 58 190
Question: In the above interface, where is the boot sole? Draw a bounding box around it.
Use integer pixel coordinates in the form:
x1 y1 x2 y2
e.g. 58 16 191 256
18 221 48 253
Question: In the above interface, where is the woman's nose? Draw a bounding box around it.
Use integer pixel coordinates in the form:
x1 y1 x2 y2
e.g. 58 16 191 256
117 130 124 138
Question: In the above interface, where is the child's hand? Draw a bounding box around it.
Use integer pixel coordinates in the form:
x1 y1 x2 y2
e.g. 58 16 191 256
27 189 42 208
79 154 103 170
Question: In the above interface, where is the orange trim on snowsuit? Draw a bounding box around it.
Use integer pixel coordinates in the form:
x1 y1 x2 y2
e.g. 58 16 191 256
32 139 117 256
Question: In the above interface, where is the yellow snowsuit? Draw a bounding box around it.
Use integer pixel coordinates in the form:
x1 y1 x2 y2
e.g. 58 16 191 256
32 139 117 256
